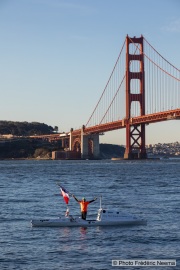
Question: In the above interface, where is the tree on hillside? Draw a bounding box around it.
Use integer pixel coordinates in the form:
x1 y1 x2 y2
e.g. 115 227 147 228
54 126 59 133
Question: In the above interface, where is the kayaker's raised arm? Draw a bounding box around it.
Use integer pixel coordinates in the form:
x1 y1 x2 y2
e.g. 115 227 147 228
89 197 97 203
72 194 79 202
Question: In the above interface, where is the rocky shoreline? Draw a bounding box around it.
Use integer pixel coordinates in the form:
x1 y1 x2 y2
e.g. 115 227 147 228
0 139 179 160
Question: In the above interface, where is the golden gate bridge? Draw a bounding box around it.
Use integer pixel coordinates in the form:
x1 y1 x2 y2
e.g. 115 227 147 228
33 35 180 159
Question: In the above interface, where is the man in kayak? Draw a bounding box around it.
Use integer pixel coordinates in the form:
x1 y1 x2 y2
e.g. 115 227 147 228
72 195 97 220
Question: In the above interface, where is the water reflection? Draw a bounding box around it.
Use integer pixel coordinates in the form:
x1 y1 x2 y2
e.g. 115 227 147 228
80 227 88 238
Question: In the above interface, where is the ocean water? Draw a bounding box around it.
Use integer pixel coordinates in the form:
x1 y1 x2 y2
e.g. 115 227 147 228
0 159 179 270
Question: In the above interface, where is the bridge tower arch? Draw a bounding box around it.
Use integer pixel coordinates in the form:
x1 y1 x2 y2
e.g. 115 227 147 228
72 138 81 153
124 35 147 159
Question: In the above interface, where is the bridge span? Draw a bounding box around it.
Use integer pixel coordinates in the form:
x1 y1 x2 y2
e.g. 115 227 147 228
32 35 180 159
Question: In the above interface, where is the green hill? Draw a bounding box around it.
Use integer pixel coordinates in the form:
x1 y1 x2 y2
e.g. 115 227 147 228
0 121 54 136
100 144 124 159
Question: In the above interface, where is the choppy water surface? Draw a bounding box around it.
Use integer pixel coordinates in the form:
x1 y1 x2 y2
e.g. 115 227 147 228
0 159 180 269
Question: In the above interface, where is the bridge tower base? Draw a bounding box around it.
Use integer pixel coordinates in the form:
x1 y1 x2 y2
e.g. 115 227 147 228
81 126 99 159
124 35 147 160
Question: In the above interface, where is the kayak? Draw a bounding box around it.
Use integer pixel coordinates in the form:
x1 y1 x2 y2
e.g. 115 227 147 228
31 208 147 227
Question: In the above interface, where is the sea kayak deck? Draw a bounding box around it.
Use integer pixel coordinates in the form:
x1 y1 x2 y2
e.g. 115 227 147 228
31 209 147 227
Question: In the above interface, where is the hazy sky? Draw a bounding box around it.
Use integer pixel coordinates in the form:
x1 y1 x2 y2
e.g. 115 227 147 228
0 0 180 145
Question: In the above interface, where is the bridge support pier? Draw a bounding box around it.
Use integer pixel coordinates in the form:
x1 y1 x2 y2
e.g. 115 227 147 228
124 123 147 159
81 126 99 159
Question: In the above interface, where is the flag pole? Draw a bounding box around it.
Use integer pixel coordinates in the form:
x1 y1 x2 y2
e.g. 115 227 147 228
100 196 102 209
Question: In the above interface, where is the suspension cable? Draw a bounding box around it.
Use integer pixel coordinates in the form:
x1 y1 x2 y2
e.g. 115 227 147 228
85 39 126 127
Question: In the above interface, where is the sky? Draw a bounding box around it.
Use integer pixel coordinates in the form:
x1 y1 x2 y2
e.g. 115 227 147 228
0 0 180 145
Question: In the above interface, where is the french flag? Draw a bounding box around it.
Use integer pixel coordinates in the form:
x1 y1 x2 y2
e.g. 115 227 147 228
60 185 69 204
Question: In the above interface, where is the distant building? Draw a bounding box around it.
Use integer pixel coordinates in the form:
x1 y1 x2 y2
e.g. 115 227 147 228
0 134 14 139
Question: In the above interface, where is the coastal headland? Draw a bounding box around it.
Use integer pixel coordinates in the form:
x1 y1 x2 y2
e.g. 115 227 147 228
0 121 179 160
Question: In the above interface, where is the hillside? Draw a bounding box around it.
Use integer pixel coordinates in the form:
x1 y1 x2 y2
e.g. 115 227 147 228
99 144 125 159
0 139 62 159
0 121 60 159
0 121 54 136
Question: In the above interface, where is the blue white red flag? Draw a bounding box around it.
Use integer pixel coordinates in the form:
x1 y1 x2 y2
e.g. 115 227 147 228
60 185 69 204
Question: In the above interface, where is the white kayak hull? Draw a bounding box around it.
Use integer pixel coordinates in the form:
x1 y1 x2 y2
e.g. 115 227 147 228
31 217 147 227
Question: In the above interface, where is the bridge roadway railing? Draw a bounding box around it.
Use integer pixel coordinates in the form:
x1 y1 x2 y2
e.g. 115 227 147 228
28 109 180 140
72 109 180 135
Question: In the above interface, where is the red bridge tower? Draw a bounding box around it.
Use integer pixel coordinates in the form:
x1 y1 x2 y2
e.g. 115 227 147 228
124 35 147 159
